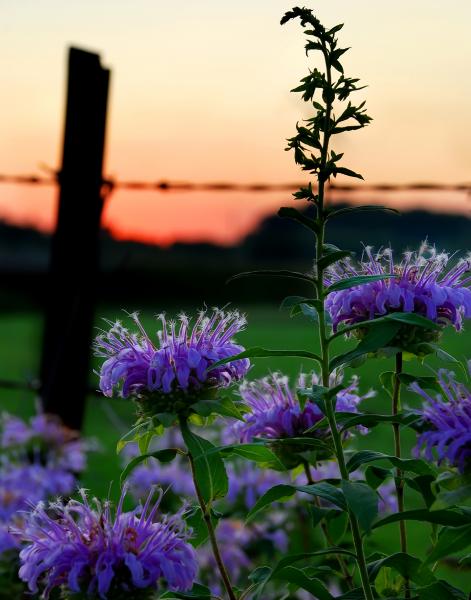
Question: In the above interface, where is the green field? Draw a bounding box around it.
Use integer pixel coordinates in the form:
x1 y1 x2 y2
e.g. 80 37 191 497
1 306 470 591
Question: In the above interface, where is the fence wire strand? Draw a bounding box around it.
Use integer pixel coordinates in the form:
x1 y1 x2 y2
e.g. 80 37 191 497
0 172 470 194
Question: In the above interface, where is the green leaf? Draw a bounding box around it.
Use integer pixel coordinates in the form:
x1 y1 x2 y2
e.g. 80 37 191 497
180 421 228 504
336 588 367 600
191 397 244 421
342 480 378 532
346 451 435 476
317 250 353 271
425 524 471 564
116 418 154 454
290 302 319 322
159 583 212 599
280 295 316 310
208 347 322 371
184 506 206 546
404 475 436 508
365 466 391 489
273 548 356 575
120 449 179 486
326 274 396 293
228 269 315 284
430 345 461 365
273 567 334 599
367 552 435 586
326 205 400 221
372 508 471 530
417 580 467 600
218 443 286 471
269 436 331 453
246 482 346 522
332 166 363 179
248 548 355 600
385 312 441 330
155 412 177 428
330 321 401 370
432 473 471 509
397 373 442 393
246 484 297 522
338 411 421 433
379 370 395 397
278 207 319 234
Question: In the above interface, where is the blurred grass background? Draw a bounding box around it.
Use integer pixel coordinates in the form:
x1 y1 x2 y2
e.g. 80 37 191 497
1 305 470 591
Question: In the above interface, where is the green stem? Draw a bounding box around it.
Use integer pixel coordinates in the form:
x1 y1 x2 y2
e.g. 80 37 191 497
392 352 410 599
303 461 355 589
311 44 374 600
186 451 237 600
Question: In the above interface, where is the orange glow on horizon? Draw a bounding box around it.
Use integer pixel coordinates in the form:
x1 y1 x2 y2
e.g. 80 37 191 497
1 1 470 243
0 184 468 248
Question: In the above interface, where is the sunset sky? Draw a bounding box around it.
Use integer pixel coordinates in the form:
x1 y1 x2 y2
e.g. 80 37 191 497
1 0 470 245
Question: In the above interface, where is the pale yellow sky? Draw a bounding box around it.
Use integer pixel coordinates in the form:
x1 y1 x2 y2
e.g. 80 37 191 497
0 0 469 243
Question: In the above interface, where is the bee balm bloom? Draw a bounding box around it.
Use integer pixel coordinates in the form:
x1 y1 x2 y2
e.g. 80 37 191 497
18 487 198 599
325 244 471 349
412 368 471 473
95 309 250 418
233 371 372 467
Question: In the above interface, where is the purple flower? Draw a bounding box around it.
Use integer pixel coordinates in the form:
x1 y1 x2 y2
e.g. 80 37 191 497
325 244 471 337
17 487 198 599
412 368 471 473
234 370 372 443
95 309 250 417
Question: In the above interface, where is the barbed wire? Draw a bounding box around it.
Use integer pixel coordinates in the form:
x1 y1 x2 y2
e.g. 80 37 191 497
0 172 470 194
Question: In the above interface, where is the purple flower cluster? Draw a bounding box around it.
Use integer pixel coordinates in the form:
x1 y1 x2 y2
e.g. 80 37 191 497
18 487 198 599
95 309 250 415
325 244 471 333
234 370 372 442
412 367 471 473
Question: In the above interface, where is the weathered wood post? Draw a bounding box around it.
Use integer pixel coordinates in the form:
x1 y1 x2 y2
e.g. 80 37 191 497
40 48 110 429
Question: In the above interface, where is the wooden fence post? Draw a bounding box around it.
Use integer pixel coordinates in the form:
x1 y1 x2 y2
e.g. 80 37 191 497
40 47 110 430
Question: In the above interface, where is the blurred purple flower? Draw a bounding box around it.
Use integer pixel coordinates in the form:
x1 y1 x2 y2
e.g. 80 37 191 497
0 524 19 554
95 309 250 412
128 461 194 501
226 461 288 509
325 244 471 334
0 412 91 474
234 370 372 443
17 487 198 599
0 463 76 522
199 518 287 597
412 367 471 473
121 431 194 502
302 461 396 513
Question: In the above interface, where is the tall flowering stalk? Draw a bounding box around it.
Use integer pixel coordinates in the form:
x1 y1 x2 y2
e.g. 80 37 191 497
280 8 375 598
